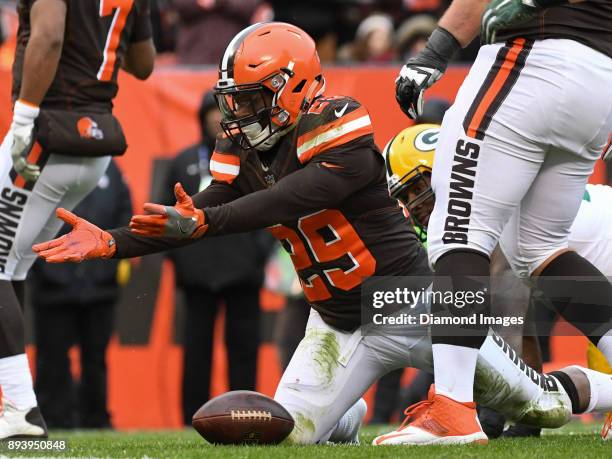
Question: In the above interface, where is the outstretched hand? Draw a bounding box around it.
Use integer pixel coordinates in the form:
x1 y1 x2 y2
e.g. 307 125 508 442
32 208 116 263
129 183 208 239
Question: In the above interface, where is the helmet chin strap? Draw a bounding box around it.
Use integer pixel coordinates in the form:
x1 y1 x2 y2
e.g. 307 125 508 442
255 131 284 151
243 113 299 151
242 122 281 151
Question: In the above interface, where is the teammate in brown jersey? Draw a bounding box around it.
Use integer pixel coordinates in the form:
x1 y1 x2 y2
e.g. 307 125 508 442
33 21 431 332
0 0 154 438
385 0 612 446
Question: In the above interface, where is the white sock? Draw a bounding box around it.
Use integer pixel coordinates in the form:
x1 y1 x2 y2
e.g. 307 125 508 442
574 366 612 414
596 330 612 364
0 354 37 410
433 343 479 403
328 398 367 443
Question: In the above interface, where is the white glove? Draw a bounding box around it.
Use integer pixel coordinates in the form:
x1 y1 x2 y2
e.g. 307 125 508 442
0 100 41 182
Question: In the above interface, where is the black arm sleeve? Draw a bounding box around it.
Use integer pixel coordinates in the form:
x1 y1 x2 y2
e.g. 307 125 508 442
109 180 242 258
204 142 383 236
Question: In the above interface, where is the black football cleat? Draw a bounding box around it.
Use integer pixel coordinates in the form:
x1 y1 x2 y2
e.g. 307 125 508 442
501 424 541 438
477 406 505 439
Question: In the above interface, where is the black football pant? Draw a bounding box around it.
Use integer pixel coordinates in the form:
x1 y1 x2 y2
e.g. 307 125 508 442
181 285 261 425
33 301 115 428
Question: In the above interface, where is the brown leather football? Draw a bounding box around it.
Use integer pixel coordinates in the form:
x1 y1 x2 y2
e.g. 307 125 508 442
192 390 295 445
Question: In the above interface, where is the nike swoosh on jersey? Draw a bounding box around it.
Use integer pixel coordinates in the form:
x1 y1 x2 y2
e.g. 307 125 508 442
334 103 349 118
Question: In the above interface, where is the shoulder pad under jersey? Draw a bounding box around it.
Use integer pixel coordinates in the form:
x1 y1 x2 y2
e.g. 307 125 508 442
296 96 374 164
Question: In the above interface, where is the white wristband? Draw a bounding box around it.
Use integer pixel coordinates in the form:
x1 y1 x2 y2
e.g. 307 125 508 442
13 99 40 126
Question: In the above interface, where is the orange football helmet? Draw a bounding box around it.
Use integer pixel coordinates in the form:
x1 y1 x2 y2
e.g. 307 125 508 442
215 22 325 151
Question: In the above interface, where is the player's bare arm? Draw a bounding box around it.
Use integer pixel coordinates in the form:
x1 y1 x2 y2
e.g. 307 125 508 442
439 0 490 46
19 0 67 105
395 0 487 119
0 0 67 183
122 38 156 80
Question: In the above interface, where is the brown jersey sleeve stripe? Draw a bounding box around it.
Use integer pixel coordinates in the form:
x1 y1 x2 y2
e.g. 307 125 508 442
210 151 240 183
463 38 533 140
297 109 373 163
299 125 374 164
297 105 370 149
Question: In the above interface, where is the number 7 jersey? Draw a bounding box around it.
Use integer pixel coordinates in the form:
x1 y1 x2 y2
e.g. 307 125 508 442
112 95 432 331
12 0 152 110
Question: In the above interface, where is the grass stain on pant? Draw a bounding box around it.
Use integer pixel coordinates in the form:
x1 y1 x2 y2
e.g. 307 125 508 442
305 329 341 386
288 413 318 444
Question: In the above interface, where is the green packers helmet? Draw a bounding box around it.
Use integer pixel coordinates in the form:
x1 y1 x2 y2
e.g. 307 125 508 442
383 124 439 242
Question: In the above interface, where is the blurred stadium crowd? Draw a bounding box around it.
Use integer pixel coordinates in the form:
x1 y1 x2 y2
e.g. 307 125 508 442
0 0 479 67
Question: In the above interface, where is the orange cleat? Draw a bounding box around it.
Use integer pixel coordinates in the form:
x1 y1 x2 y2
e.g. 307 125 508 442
373 386 488 446
602 412 612 441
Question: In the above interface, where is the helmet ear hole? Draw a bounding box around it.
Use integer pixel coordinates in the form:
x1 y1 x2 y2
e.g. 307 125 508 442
292 79 307 93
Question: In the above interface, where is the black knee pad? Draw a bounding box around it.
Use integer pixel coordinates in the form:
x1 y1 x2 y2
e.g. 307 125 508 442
431 249 490 348
537 251 612 346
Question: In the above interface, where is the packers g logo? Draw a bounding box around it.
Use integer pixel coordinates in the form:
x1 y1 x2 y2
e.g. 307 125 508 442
414 128 440 152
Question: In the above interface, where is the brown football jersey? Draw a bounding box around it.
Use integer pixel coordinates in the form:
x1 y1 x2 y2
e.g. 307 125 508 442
497 1 612 59
12 0 152 111
111 96 431 331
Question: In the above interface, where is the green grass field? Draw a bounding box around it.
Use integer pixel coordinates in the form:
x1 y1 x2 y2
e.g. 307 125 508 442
0 421 608 458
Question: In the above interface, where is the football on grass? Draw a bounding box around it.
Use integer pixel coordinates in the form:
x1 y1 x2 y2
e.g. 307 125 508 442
192 390 295 445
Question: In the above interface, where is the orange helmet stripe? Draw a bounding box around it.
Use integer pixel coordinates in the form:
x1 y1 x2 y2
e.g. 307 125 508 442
219 23 266 81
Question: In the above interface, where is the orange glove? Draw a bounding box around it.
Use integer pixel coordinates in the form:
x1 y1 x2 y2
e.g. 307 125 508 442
32 208 116 263
129 182 208 239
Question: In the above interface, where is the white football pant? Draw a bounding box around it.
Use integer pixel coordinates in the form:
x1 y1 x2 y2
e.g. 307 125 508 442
275 307 572 444
427 38 612 276
0 151 110 281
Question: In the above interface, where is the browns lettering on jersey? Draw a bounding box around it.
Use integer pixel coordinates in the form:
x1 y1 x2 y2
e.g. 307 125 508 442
13 0 152 111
